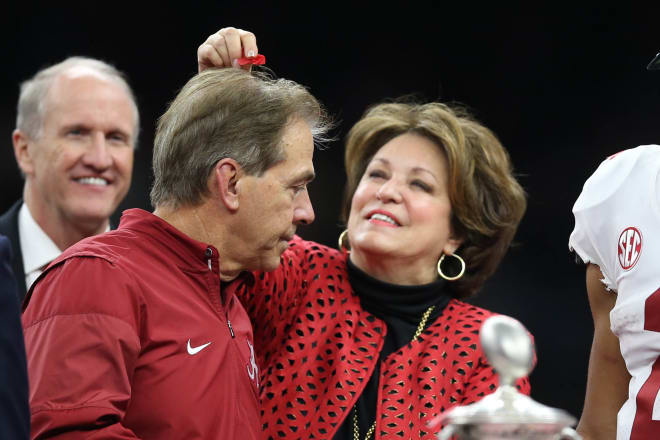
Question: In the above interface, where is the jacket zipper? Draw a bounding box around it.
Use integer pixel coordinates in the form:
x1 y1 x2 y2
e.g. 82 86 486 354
207 249 235 339
204 246 257 398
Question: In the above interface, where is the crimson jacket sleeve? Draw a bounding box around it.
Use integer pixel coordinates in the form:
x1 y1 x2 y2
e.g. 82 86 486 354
22 256 143 439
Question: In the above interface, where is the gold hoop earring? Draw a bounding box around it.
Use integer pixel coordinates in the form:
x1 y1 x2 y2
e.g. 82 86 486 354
338 230 350 252
437 253 465 281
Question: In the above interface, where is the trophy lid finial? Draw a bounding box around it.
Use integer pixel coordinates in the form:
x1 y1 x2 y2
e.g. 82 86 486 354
480 315 535 386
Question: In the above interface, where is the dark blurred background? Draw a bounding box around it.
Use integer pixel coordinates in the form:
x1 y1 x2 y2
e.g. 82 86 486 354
2 2 659 420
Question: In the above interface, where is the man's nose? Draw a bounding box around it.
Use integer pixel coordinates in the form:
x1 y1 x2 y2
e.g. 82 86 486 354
82 133 113 169
293 189 315 225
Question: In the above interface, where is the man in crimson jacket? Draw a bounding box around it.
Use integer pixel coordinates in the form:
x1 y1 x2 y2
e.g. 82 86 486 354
22 28 332 439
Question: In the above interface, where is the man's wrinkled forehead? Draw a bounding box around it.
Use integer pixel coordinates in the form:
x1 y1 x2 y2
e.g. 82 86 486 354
270 118 315 177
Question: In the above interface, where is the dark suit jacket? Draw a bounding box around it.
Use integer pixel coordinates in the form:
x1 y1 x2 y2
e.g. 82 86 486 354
0 234 30 439
0 200 26 301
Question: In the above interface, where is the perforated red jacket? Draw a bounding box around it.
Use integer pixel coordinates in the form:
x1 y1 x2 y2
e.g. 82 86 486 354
240 236 531 440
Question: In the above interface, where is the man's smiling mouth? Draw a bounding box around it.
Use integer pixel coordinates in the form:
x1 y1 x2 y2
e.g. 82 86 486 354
75 177 109 186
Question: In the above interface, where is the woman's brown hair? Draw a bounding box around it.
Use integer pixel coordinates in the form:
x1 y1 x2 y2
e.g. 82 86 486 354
341 102 526 298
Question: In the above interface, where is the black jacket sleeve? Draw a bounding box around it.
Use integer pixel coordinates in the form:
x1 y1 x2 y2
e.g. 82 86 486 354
0 234 30 439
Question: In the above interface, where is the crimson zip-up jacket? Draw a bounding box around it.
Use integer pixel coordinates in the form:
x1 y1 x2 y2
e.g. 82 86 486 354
22 209 260 439
240 236 531 440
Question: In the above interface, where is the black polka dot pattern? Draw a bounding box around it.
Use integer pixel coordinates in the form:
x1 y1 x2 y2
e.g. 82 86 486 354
239 237 531 439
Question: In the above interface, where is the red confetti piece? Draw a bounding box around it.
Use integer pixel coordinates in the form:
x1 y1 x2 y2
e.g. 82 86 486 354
237 54 266 66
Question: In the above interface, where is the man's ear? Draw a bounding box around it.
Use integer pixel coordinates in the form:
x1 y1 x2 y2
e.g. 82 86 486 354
13 129 35 175
212 158 242 212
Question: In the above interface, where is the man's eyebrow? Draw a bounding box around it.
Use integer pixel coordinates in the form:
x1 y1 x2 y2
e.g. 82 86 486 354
59 122 131 135
59 123 88 132
295 170 315 184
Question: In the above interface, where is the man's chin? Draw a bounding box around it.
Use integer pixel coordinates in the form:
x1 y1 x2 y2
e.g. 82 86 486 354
262 254 284 272
67 205 116 230
259 249 287 273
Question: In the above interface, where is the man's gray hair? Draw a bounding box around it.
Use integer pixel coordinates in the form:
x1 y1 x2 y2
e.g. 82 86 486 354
150 68 332 209
16 56 140 146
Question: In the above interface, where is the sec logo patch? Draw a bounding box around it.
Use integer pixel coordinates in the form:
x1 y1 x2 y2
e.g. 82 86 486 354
618 227 642 270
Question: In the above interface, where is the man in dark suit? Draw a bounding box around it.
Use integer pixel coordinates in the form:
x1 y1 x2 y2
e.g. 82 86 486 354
0 234 29 439
0 57 139 301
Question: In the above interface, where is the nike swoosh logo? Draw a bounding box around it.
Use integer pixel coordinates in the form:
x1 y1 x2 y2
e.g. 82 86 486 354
187 339 212 355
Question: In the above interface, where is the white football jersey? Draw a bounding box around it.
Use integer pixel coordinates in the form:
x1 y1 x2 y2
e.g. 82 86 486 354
569 144 660 440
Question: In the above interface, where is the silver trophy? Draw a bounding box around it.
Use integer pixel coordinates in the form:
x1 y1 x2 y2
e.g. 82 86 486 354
437 315 582 440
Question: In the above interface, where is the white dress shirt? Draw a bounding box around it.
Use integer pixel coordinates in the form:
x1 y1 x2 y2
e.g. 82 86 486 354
18 204 62 291
18 204 112 290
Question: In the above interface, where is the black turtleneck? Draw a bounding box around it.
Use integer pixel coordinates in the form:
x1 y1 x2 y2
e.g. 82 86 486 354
333 258 452 440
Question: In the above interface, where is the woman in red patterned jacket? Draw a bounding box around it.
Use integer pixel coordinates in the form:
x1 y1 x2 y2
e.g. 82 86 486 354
197 23 528 440
236 100 529 439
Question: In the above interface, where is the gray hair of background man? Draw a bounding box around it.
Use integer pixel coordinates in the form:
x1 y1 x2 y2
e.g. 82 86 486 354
150 68 332 209
15 56 140 146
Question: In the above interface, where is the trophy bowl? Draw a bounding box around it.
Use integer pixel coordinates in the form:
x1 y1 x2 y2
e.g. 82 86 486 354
437 315 582 440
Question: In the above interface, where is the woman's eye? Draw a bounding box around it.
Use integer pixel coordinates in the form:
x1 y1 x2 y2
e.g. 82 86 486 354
412 180 431 191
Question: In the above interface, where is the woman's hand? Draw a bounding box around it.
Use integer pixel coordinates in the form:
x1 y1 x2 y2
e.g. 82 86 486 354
197 27 258 72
